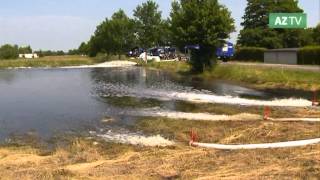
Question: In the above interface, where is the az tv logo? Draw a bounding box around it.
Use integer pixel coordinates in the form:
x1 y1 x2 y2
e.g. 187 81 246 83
269 13 307 29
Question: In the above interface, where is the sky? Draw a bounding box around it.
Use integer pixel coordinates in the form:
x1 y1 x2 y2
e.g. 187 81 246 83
0 0 319 51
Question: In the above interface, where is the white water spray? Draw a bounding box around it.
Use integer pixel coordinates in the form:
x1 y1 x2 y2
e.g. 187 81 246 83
97 83 312 107
91 131 174 147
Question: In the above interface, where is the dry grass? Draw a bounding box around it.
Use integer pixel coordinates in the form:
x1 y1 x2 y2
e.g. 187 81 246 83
173 101 320 118
0 55 95 68
135 117 320 144
0 138 319 179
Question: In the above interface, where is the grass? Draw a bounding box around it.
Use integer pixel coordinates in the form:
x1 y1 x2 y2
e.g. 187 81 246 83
0 58 319 178
0 55 95 68
172 101 320 118
135 60 191 73
138 61 320 91
0 133 319 179
206 64 320 91
134 117 320 144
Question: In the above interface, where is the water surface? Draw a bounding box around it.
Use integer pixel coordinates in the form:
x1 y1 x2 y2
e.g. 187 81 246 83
0 67 312 142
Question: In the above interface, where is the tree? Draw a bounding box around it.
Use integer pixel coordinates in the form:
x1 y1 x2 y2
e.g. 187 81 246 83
68 49 79 55
18 45 32 54
313 24 320 45
78 42 89 55
133 0 163 48
238 0 305 48
108 9 137 56
0 44 19 59
87 9 136 57
170 0 235 72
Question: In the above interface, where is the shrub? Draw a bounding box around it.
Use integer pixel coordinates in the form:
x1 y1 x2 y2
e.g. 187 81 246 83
93 53 128 63
234 47 266 62
0 44 19 60
298 46 320 65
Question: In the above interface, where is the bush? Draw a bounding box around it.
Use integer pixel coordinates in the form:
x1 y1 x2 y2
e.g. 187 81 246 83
298 46 320 65
93 53 128 63
234 47 266 62
0 44 19 60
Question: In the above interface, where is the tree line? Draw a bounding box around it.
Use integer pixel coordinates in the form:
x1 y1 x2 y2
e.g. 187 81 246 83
238 0 320 48
79 0 235 72
0 43 70 59
1 0 319 71
78 0 319 72
0 44 32 59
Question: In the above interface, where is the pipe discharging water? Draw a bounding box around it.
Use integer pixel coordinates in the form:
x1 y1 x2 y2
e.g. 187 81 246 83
96 83 312 107
115 108 262 121
112 108 320 122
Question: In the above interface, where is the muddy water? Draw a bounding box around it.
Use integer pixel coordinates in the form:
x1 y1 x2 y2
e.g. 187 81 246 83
0 67 313 142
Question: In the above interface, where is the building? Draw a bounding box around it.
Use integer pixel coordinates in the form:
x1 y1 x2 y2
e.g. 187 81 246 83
19 53 39 59
264 48 299 65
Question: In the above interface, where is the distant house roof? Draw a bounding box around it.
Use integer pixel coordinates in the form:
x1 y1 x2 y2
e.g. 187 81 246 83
265 48 299 52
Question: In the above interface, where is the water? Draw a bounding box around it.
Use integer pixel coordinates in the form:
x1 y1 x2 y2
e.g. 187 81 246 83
0 67 313 142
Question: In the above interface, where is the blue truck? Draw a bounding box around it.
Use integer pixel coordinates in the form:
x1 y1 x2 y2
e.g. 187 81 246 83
216 42 234 62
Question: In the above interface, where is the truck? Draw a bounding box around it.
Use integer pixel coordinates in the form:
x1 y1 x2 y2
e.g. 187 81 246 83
216 42 234 62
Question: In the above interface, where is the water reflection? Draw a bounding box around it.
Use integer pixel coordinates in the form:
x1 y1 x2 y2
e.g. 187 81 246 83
0 67 312 142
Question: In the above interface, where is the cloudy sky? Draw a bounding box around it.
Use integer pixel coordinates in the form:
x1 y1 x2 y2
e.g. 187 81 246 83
0 0 318 51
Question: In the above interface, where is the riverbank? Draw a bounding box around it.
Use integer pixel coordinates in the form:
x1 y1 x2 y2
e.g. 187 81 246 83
1 120 319 179
0 55 95 68
137 60 320 91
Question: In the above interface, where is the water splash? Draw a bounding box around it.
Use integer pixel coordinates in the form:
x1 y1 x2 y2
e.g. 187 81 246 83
113 108 262 121
95 83 312 107
90 130 174 147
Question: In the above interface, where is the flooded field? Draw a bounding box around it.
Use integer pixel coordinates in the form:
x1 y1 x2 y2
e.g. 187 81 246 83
0 67 316 144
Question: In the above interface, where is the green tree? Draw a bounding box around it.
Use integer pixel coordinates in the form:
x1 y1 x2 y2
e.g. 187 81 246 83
18 45 32 54
78 42 89 55
0 44 19 59
170 0 235 72
109 9 137 56
313 24 320 45
238 0 305 48
133 0 162 48
87 9 136 57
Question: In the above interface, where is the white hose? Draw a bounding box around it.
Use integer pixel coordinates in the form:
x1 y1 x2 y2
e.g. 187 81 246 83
268 118 320 122
191 138 320 150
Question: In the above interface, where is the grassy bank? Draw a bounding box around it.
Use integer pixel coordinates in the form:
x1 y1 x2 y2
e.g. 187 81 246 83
0 120 319 179
206 64 320 90
0 55 95 68
138 61 320 91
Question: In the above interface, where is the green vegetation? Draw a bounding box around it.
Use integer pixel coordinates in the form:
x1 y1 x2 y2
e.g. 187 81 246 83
85 0 167 57
134 1 167 48
35 50 66 57
18 45 32 54
0 44 19 59
238 0 316 48
136 60 190 73
138 61 320 90
170 0 235 72
82 0 235 73
205 65 320 90
298 46 320 65
234 47 266 62
314 24 320 44
0 55 94 68
87 9 137 57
